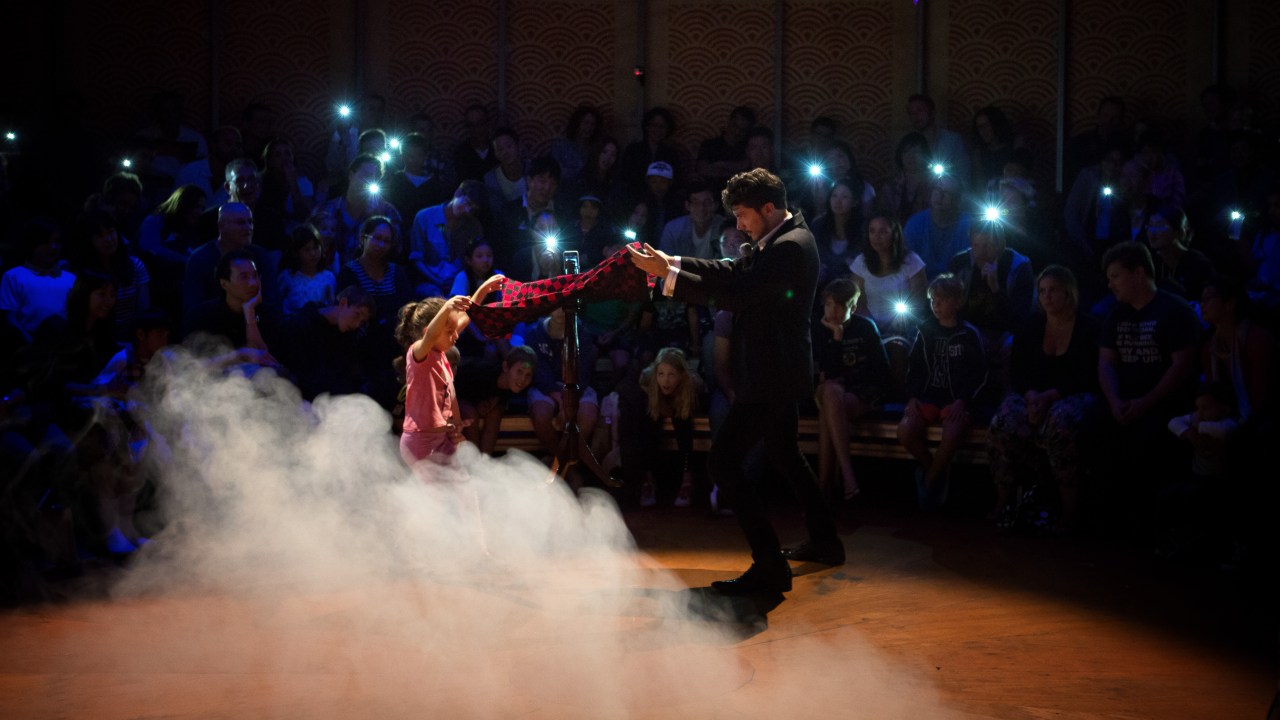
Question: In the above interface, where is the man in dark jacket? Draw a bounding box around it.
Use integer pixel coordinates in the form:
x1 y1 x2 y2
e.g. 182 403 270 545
629 168 842 596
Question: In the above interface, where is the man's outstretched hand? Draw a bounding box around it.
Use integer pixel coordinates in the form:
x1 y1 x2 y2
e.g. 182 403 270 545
627 242 673 277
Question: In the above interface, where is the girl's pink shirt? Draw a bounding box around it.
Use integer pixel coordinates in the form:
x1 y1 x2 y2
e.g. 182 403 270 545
402 346 454 434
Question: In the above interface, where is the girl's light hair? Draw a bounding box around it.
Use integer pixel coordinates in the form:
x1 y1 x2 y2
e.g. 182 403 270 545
640 347 696 421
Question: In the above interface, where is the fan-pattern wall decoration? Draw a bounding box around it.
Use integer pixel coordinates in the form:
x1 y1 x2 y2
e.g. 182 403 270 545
507 2 616 157
1248 0 1280 129
387 1 498 160
1066 0 1188 144
667 1 778 180
222 0 331 178
65 0 209 141
783 0 896 187
946 0 1059 192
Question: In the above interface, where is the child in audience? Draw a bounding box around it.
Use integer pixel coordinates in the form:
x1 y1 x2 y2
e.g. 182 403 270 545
813 278 890 502
898 273 988 511
449 238 508 363
456 344 536 455
1160 380 1240 562
618 347 704 508
277 225 336 315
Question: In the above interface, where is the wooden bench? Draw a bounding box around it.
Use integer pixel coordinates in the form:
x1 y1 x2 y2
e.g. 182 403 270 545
490 413 989 465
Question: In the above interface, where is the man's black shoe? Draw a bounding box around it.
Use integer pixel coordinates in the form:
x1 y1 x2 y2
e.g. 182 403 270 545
781 539 846 566
710 562 792 595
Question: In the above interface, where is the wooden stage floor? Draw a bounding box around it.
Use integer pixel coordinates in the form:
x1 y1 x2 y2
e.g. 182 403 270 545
1 485 1275 720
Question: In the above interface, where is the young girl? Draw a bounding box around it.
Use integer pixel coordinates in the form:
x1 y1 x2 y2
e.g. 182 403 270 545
618 347 704 508
395 273 506 468
449 239 508 363
277 225 336 315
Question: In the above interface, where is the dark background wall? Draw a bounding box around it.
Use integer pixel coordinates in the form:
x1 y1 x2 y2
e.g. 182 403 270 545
3 0 1278 213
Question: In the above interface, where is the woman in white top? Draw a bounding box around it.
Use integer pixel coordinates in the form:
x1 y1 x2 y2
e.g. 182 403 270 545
848 213 927 341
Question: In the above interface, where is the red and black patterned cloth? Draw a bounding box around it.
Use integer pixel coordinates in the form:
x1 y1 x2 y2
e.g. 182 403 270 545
467 243 655 338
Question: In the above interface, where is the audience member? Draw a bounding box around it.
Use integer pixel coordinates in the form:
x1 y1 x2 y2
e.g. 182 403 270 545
498 155 562 276
695 106 754 190
523 306 600 472
449 237 509 364
812 278 890 502
551 105 604 187
483 126 527 210
970 105 1021 191
408 180 486 297
277 224 336 316
945 219 1035 379
565 195 611 268
183 202 276 315
569 136 621 204
1145 204 1215 304
456 344 537 455
197 157 288 253
453 103 497 184
1064 96 1130 191
904 93 970 188
313 154 402 265
618 347 704 508
877 132 932 227
381 132 451 237
173 125 241 208
273 285 375 400
183 248 278 359
258 137 315 223
986 265 1100 531
618 107 680 198
898 273 988 511
904 174 972 277
658 180 724 261
809 175 866 292
1 218 75 342
67 209 150 343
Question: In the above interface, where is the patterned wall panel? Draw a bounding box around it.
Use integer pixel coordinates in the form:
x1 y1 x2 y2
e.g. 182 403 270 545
1248 0 1280 129
65 0 209 141
507 2 616 156
1066 0 1188 145
667 2 778 178
946 0 1059 191
783 1 896 187
221 0 331 178
387 1 498 156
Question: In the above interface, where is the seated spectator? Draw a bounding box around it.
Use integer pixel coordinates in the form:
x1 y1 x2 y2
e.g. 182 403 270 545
986 265 1100 532
1063 141 1130 267
0 217 76 342
809 175 866 293
970 105 1022 192
1063 95 1131 193
743 125 778 175
196 157 288 253
405 112 452 188
91 172 147 246
382 132 451 238
618 106 681 199
307 206 342 277
312 154 402 265
904 173 972 277
277 225 336 316
338 215 415 408
452 103 497 184
618 347 704 508
456 344 537 456
551 105 604 188
1239 187 1280 321
498 155 562 275
1159 379 1240 561
636 277 701 365
408 180 486 297
510 210 570 283
131 90 206 194
695 105 753 190
658 180 725 261
898 273 988 511
1199 274 1277 432
800 141 873 221
273 285 375 400
450 238 509 364
483 126 527 211
258 137 315 224
137 184 207 319
183 202 277 315
1137 128 1186 211
641 161 681 243
183 249 278 360
1145 204 1216 305
812 278 890 502
67 209 151 343
568 136 621 206
945 218 1035 392
877 132 933 228
565 195 611 268
174 125 242 209
581 229 643 388
904 93 971 190
1097 241 1201 528
849 213 927 339
523 306 600 474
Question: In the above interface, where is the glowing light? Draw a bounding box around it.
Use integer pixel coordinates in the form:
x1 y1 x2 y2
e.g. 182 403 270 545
366 182 381 195
378 151 392 164
931 163 946 177
338 105 352 118
1102 186 1113 196
121 158 133 168
388 137 401 150
894 300 910 315
1230 210 1243 221
544 235 559 249
983 206 1003 222
808 164 823 178
623 229 637 241
3 132 14 142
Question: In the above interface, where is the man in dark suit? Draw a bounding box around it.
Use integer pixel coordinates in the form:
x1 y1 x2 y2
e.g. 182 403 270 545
628 168 844 595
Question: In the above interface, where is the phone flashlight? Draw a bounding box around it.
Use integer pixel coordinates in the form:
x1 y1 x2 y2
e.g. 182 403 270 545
366 182 381 195
808 163 823 178
388 137 401 151
893 300 910 315
931 163 947 177
338 104 352 119
3 131 14 142
983 206 1002 222
1229 209 1244 240
544 234 559 250
378 151 392 164
623 228 637 241
1101 186 1113 197
121 158 133 169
